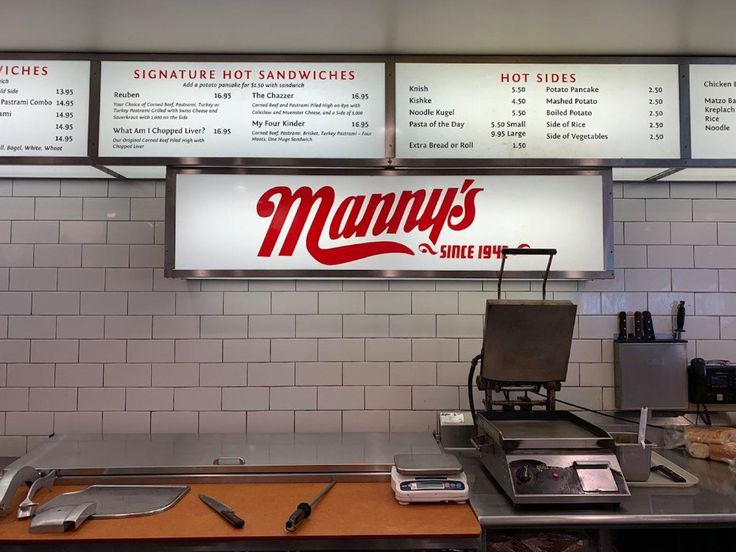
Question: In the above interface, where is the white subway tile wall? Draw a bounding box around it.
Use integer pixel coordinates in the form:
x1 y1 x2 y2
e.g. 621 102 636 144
0 179 735 453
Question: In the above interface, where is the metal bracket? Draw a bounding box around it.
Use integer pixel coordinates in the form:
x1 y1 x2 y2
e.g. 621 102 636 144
17 469 56 519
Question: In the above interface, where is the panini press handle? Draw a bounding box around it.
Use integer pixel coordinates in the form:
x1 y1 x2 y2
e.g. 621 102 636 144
498 248 557 300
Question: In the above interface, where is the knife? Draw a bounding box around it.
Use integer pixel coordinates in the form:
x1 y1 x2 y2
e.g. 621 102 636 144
674 300 686 341
642 310 655 341
617 311 628 341
199 494 245 528
634 311 643 340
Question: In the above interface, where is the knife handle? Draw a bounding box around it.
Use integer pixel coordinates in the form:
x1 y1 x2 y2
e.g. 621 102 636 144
634 311 643 340
676 301 686 332
651 464 686 483
220 509 245 528
642 310 655 341
286 502 311 532
617 311 627 341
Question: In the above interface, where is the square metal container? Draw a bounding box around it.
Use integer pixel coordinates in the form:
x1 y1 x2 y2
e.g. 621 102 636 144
610 432 656 482
614 340 688 410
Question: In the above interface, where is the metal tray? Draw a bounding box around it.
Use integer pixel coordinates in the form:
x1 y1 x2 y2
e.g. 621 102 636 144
36 485 190 518
627 452 700 488
477 411 615 451
393 454 463 476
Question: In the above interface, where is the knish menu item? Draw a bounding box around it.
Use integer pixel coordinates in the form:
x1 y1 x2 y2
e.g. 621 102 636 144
0 60 90 157
396 63 680 159
99 61 385 158
690 64 736 158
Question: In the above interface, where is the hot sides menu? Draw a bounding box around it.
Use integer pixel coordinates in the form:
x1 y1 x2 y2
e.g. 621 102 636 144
395 63 681 159
98 61 386 158
0 60 90 157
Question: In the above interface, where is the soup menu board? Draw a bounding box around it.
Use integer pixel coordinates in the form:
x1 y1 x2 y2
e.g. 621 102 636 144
98 61 386 158
690 64 736 159
395 63 681 159
0 60 90 157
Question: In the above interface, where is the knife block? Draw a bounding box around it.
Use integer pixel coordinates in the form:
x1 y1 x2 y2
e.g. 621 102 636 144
614 340 688 410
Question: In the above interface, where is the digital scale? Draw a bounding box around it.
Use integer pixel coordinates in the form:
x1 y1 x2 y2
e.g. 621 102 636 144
390 454 469 505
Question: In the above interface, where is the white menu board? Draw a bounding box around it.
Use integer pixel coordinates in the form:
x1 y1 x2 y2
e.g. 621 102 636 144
172 172 606 275
690 65 736 158
396 63 680 159
99 61 385 158
0 60 89 157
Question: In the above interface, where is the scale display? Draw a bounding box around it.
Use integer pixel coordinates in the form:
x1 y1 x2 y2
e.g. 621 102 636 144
0 60 89 157
98 61 385 158
395 63 680 159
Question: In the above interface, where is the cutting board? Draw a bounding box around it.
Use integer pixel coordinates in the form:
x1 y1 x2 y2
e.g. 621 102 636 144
0 481 480 542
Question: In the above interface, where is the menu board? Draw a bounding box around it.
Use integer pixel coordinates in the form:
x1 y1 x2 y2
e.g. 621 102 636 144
99 61 385 158
690 65 736 159
0 60 89 157
395 63 680 159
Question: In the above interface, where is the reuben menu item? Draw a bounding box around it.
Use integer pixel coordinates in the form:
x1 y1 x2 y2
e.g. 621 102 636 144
0 60 90 156
690 64 736 158
396 63 680 159
99 61 385 158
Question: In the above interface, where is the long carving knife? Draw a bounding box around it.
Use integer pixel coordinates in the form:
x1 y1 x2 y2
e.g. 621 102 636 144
199 494 245 528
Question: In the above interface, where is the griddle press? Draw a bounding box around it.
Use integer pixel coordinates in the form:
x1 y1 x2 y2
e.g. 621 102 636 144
474 248 630 505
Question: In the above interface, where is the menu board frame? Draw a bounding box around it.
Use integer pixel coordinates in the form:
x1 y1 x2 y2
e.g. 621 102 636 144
0 53 100 166
686 58 736 164
2 53 736 167
391 55 690 167
164 166 614 280
93 54 393 166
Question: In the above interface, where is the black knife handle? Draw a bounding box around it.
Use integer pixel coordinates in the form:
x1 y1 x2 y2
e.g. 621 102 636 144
642 310 655 340
676 301 686 332
618 311 627 341
634 311 643 340
220 509 245 528
285 502 311 532
651 464 686 483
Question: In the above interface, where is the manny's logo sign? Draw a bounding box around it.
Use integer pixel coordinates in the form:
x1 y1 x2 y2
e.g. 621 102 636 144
255 178 482 265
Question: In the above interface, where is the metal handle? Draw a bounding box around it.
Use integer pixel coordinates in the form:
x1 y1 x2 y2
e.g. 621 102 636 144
213 457 245 466
497 248 557 300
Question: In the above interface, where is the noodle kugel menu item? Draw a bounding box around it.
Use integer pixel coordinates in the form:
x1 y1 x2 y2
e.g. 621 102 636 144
690 64 736 159
98 61 385 158
395 63 680 159
0 60 90 157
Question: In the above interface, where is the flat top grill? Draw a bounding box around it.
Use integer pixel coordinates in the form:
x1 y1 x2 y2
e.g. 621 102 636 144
490 419 598 440
477 411 615 451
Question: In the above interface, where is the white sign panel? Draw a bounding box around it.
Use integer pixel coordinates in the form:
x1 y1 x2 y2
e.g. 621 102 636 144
172 173 607 276
690 64 736 158
99 61 385 158
396 63 680 159
0 60 89 157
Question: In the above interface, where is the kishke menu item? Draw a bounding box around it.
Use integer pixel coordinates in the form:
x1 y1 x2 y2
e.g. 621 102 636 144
98 61 385 158
0 60 90 157
395 63 680 159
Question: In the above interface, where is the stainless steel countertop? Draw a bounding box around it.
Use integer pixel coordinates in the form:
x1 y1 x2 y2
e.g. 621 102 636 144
4 432 442 476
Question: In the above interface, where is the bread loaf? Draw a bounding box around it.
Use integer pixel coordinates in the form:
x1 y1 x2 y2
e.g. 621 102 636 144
709 442 736 463
687 441 710 459
683 426 736 445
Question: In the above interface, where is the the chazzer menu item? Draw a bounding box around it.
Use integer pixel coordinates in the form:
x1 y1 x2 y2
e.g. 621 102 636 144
0 60 90 157
99 61 386 158
396 63 680 159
